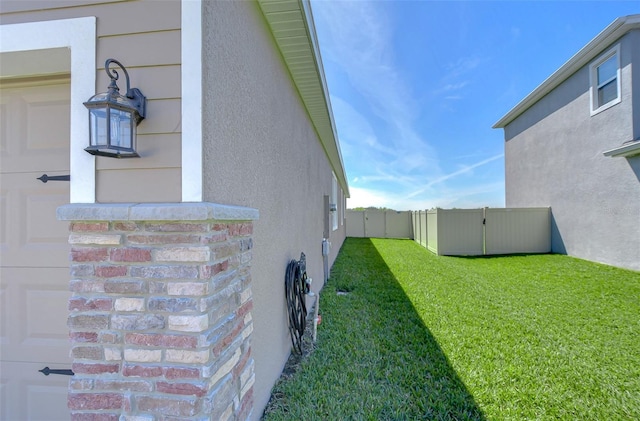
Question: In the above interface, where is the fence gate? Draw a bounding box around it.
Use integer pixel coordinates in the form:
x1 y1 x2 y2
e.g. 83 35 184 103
414 207 551 256
346 210 413 239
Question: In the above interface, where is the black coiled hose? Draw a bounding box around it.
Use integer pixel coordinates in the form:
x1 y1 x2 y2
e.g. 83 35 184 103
285 253 308 354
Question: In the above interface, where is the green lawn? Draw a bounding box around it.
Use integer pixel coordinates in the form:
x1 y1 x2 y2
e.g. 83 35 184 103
263 238 640 420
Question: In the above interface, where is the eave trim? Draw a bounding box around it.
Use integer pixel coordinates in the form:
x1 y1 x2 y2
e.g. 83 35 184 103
603 140 640 158
257 0 350 196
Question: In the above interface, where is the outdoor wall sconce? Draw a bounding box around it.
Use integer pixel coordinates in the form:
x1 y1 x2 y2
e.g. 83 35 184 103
84 58 146 158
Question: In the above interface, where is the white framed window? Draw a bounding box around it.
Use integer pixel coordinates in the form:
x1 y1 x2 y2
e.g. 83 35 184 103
590 45 621 115
331 173 338 231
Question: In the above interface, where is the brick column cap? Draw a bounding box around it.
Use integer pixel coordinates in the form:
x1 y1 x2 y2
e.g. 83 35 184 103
57 203 259 222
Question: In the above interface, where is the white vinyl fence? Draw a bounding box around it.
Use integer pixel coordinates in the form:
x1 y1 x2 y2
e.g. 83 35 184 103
348 207 551 256
425 209 484 255
484 208 551 255
346 210 413 239
416 207 551 256
412 211 427 247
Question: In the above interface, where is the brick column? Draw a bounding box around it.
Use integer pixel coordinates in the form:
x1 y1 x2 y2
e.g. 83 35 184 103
57 203 259 421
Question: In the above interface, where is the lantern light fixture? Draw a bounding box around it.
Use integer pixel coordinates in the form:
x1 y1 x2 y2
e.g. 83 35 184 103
84 58 146 158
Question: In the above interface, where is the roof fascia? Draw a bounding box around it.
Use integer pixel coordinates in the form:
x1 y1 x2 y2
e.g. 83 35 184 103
493 14 640 129
300 0 349 196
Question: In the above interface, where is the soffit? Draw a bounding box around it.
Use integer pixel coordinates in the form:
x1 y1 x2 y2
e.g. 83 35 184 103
494 14 640 129
257 0 349 196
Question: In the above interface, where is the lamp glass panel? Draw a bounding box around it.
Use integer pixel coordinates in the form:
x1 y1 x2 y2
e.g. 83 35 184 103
89 108 108 147
109 108 133 149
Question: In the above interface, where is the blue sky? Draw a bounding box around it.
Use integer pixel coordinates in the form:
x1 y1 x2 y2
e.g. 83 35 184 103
311 0 639 210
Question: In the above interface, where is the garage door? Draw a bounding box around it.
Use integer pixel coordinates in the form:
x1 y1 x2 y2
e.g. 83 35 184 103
1 77 72 420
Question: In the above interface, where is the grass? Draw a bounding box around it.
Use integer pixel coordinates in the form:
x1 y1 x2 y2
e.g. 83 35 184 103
262 238 640 420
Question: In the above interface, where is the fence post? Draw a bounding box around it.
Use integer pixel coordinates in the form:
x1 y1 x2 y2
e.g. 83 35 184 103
483 207 487 255
384 211 388 238
363 211 368 237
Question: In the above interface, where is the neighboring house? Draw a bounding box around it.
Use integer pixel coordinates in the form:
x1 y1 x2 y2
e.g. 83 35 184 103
0 1 348 420
494 15 640 271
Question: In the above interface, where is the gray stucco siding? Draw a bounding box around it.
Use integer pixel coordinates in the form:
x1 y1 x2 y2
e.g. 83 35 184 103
201 1 346 418
505 32 640 271
632 30 640 139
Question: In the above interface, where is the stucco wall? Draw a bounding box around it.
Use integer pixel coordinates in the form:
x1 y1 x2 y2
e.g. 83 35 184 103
504 31 640 271
201 1 346 418
633 31 640 136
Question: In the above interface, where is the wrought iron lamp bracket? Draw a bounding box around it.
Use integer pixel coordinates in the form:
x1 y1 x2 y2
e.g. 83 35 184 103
105 58 146 122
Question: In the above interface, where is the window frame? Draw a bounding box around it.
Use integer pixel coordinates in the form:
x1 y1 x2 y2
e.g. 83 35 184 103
589 44 621 116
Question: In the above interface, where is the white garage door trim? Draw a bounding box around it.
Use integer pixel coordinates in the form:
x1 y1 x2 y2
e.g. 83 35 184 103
0 17 96 203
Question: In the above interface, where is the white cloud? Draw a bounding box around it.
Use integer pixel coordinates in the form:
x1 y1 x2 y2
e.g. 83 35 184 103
330 93 439 192
433 55 485 103
347 186 394 209
434 81 470 95
445 56 482 78
407 153 504 199
314 1 441 178
313 1 504 211
348 182 504 211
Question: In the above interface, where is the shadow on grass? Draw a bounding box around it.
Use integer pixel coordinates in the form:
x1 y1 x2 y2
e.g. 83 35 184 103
263 238 486 420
